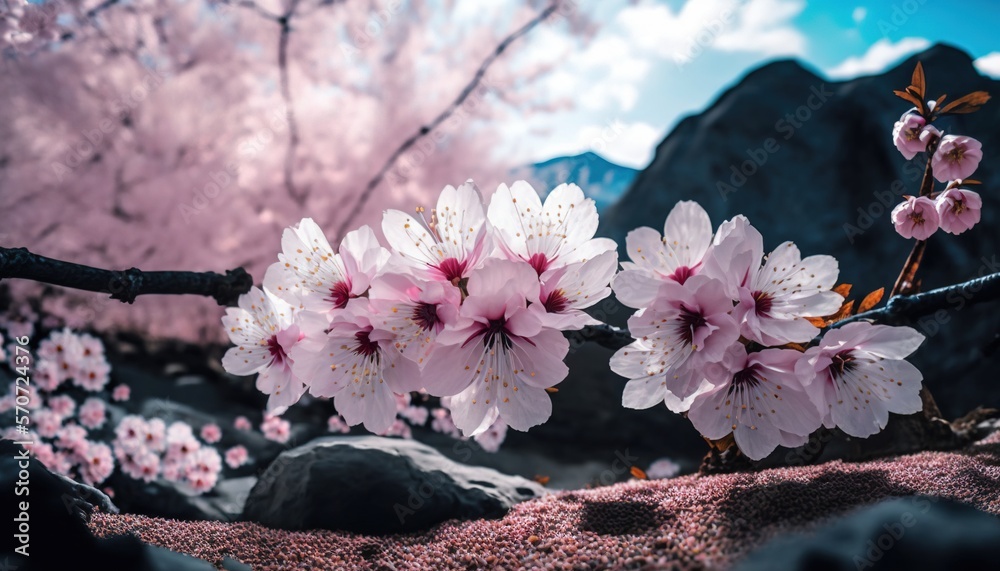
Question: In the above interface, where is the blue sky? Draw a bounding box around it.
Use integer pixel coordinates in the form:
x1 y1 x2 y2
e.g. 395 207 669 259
505 0 1000 168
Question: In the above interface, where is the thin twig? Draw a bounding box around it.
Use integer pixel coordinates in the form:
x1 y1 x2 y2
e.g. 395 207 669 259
0 247 252 306
333 2 561 240
277 0 304 205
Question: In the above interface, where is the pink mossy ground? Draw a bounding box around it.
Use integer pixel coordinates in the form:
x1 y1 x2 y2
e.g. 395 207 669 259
89 431 1000 571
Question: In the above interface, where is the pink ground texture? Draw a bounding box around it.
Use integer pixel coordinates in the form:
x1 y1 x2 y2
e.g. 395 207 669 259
89 432 1000 570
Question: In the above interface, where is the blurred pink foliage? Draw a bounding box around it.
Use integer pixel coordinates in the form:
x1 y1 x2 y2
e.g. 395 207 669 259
0 0 592 340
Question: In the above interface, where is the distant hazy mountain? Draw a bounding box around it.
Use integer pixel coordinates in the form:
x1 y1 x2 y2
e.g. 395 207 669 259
599 43 1000 416
514 151 638 211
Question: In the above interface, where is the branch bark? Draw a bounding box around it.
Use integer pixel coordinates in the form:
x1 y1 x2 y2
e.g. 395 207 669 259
333 2 561 240
0 247 252 306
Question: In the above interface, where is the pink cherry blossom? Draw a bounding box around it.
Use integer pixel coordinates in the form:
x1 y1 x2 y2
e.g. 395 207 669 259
538 250 618 330
645 458 681 479
47 394 76 418
80 442 115 486
37 328 84 382
614 201 715 308
488 181 616 276
56 424 90 456
234 416 253 431
78 397 107 430
474 418 508 452
225 445 250 469
222 286 308 415
430 407 461 438
77 333 105 360
891 196 940 240
892 114 939 159
367 271 462 366
935 187 982 235
34 409 63 438
688 346 821 460
734 242 843 345
200 423 222 444
34 359 62 392
422 260 570 435
380 418 413 439
291 301 421 433
188 447 223 476
186 470 219 494
931 135 983 182
796 322 925 438
611 275 740 414
399 405 429 426
264 219 389 312
382 181 493 283
114 415 150 453
111 384 131 402
327 415 351 434
260 414 291 443
74 358 111 392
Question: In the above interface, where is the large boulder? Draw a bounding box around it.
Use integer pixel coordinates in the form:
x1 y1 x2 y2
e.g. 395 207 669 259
242 436 547 535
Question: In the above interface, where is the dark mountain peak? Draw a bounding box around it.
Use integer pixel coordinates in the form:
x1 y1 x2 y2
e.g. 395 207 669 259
740 58 820 85
905 43 975 71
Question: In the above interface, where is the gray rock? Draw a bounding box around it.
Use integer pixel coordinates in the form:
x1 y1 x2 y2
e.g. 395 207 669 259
242 436 547 535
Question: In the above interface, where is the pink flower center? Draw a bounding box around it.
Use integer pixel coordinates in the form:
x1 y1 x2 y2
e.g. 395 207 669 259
675 306 707 347
945 146 966 163
668 265 695 285
542 289 570 314
528 253 550 276
352 329 379 359
326 280 353 309
482 318 513 350
412 302 439 331
728 365 762 396
267 335 290 366
435 257 468 282
752 291 773 317
829 350 857 379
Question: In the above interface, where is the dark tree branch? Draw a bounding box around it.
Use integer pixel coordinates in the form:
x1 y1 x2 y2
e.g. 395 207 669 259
277 0 304 206
572 270 1000 351
0 247 252 306
333 1 561 240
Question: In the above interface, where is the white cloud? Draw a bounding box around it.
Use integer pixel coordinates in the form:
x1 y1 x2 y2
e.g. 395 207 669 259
534 120 662 169
617 0 807 64
974 52 1000 78
826 37 930 79
852 7 867 24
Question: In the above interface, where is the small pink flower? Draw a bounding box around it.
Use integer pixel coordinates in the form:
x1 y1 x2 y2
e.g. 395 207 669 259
261 414 291 443
187 447 222 475
935 187 982 235
34 359 62 392
429 407 461 438
225 445 249 469
327 415 351 434
200 423 222 444
47 394 77 419
112 384 131 402
931 135 983 182
399 406 429 427
80 442 115 486
646 458 681 479
892 114 938 159
234 416 253 431
56 424 90 456
34 409 63 438
186 470 218 494
74 358 111 392
78 397 107 430
891 196 940 240
379 418 413 439
473 418 507 453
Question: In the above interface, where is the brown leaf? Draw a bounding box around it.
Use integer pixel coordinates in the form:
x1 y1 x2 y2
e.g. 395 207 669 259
827 300 855 323
963 179 982 185
781 342 809 352
706 433 736 452
805 317 828 328
833 283 853 298
858 287 885 313
911 61 926 99
545 387 558 393
893 89 923 109
939 91 991 115
533 475 550 486
935 93 947 107
630 466 648 480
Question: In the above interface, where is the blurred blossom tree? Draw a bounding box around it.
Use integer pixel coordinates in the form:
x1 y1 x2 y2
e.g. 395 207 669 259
0 0 591 339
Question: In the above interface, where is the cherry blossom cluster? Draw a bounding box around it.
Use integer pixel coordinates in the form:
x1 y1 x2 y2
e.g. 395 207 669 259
612 202 926 460
222 181 617 439
0 326 227 493
890 108 984 239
